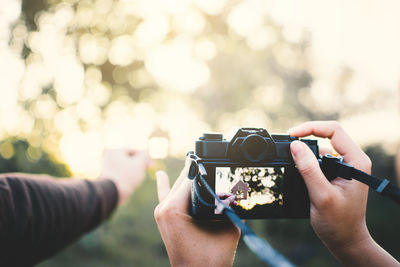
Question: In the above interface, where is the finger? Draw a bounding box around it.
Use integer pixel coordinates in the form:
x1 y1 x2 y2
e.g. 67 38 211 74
319 146 333 156
221 195 236 203
289 121 364 162
217 193 232 199
169 157 191 195
166 177 192 212
180 156 192 178
226 195 236 203
290 141 333 203
156 171 170 203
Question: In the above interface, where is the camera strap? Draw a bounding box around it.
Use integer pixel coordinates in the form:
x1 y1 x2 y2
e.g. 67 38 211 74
320 155 400 205
188 153 296 267
194 173 296 267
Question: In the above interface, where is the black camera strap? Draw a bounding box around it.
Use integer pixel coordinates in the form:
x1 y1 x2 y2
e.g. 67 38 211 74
320 155 400 205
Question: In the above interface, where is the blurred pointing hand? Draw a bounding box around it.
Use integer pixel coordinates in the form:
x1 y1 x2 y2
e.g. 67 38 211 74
99 149 150 205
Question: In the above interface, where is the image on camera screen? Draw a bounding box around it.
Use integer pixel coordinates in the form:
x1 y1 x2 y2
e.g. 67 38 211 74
215 167 284 213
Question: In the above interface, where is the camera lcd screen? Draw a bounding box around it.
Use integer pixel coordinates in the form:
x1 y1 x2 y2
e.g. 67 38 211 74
215 167 284 214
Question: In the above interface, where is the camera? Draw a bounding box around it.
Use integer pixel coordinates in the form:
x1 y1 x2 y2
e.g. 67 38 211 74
189 128 319 220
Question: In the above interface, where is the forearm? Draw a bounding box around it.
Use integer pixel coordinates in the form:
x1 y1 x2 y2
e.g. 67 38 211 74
0 173 119 266
329 234 399 267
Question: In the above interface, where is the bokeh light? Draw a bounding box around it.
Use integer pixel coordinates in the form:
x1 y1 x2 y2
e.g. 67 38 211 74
0 0 399 177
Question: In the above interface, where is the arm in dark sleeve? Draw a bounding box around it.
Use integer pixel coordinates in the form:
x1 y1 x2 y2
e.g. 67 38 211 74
0 173 119 266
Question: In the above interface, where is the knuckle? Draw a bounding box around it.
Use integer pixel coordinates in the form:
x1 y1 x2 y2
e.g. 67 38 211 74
329 120 342 131
360 154 372 173
154 204 162 222
303 121 313 128
349 153 372 173
318 191 335 208
154 203 176 222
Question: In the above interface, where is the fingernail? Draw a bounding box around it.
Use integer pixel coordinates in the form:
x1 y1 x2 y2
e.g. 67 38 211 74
290 141 304 158
287 127 297 135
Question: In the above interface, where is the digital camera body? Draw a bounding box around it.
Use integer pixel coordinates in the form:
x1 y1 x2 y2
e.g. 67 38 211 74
190 128 319 220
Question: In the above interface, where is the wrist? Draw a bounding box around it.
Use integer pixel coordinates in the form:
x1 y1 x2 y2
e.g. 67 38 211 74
326 223 370 250
171 257 234 267
329 233 372 255
98 175 126 205
329 236 399 266
326 229 377 266
91 178 120 218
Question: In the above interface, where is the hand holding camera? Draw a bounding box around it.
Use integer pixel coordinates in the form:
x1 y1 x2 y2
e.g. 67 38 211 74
154 158 240 267
154 121 399 267
289 121 398 266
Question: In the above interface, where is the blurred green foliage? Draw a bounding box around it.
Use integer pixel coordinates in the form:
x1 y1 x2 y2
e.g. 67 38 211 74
0 138 71 176
1 144 398 266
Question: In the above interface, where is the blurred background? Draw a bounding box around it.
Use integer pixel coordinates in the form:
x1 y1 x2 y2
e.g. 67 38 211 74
1 0 400 266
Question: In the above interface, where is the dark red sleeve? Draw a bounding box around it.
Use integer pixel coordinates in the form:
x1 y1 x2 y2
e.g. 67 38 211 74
0 174 119 266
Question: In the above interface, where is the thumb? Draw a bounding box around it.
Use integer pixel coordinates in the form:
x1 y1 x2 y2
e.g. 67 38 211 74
156 170 170 202
290 141 332 203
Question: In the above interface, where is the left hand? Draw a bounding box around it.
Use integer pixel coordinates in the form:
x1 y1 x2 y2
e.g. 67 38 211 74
154 159 240 267
99 149 150 205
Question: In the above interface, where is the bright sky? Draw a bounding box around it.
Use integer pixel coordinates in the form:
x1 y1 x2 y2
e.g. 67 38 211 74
265 0 400 150
266 0 400 90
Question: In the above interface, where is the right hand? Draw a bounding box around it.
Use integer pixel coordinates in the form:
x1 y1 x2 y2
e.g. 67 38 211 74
99 149 150 205
289 121 398 266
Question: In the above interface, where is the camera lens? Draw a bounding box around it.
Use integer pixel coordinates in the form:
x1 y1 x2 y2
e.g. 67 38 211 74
240 134 270 162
